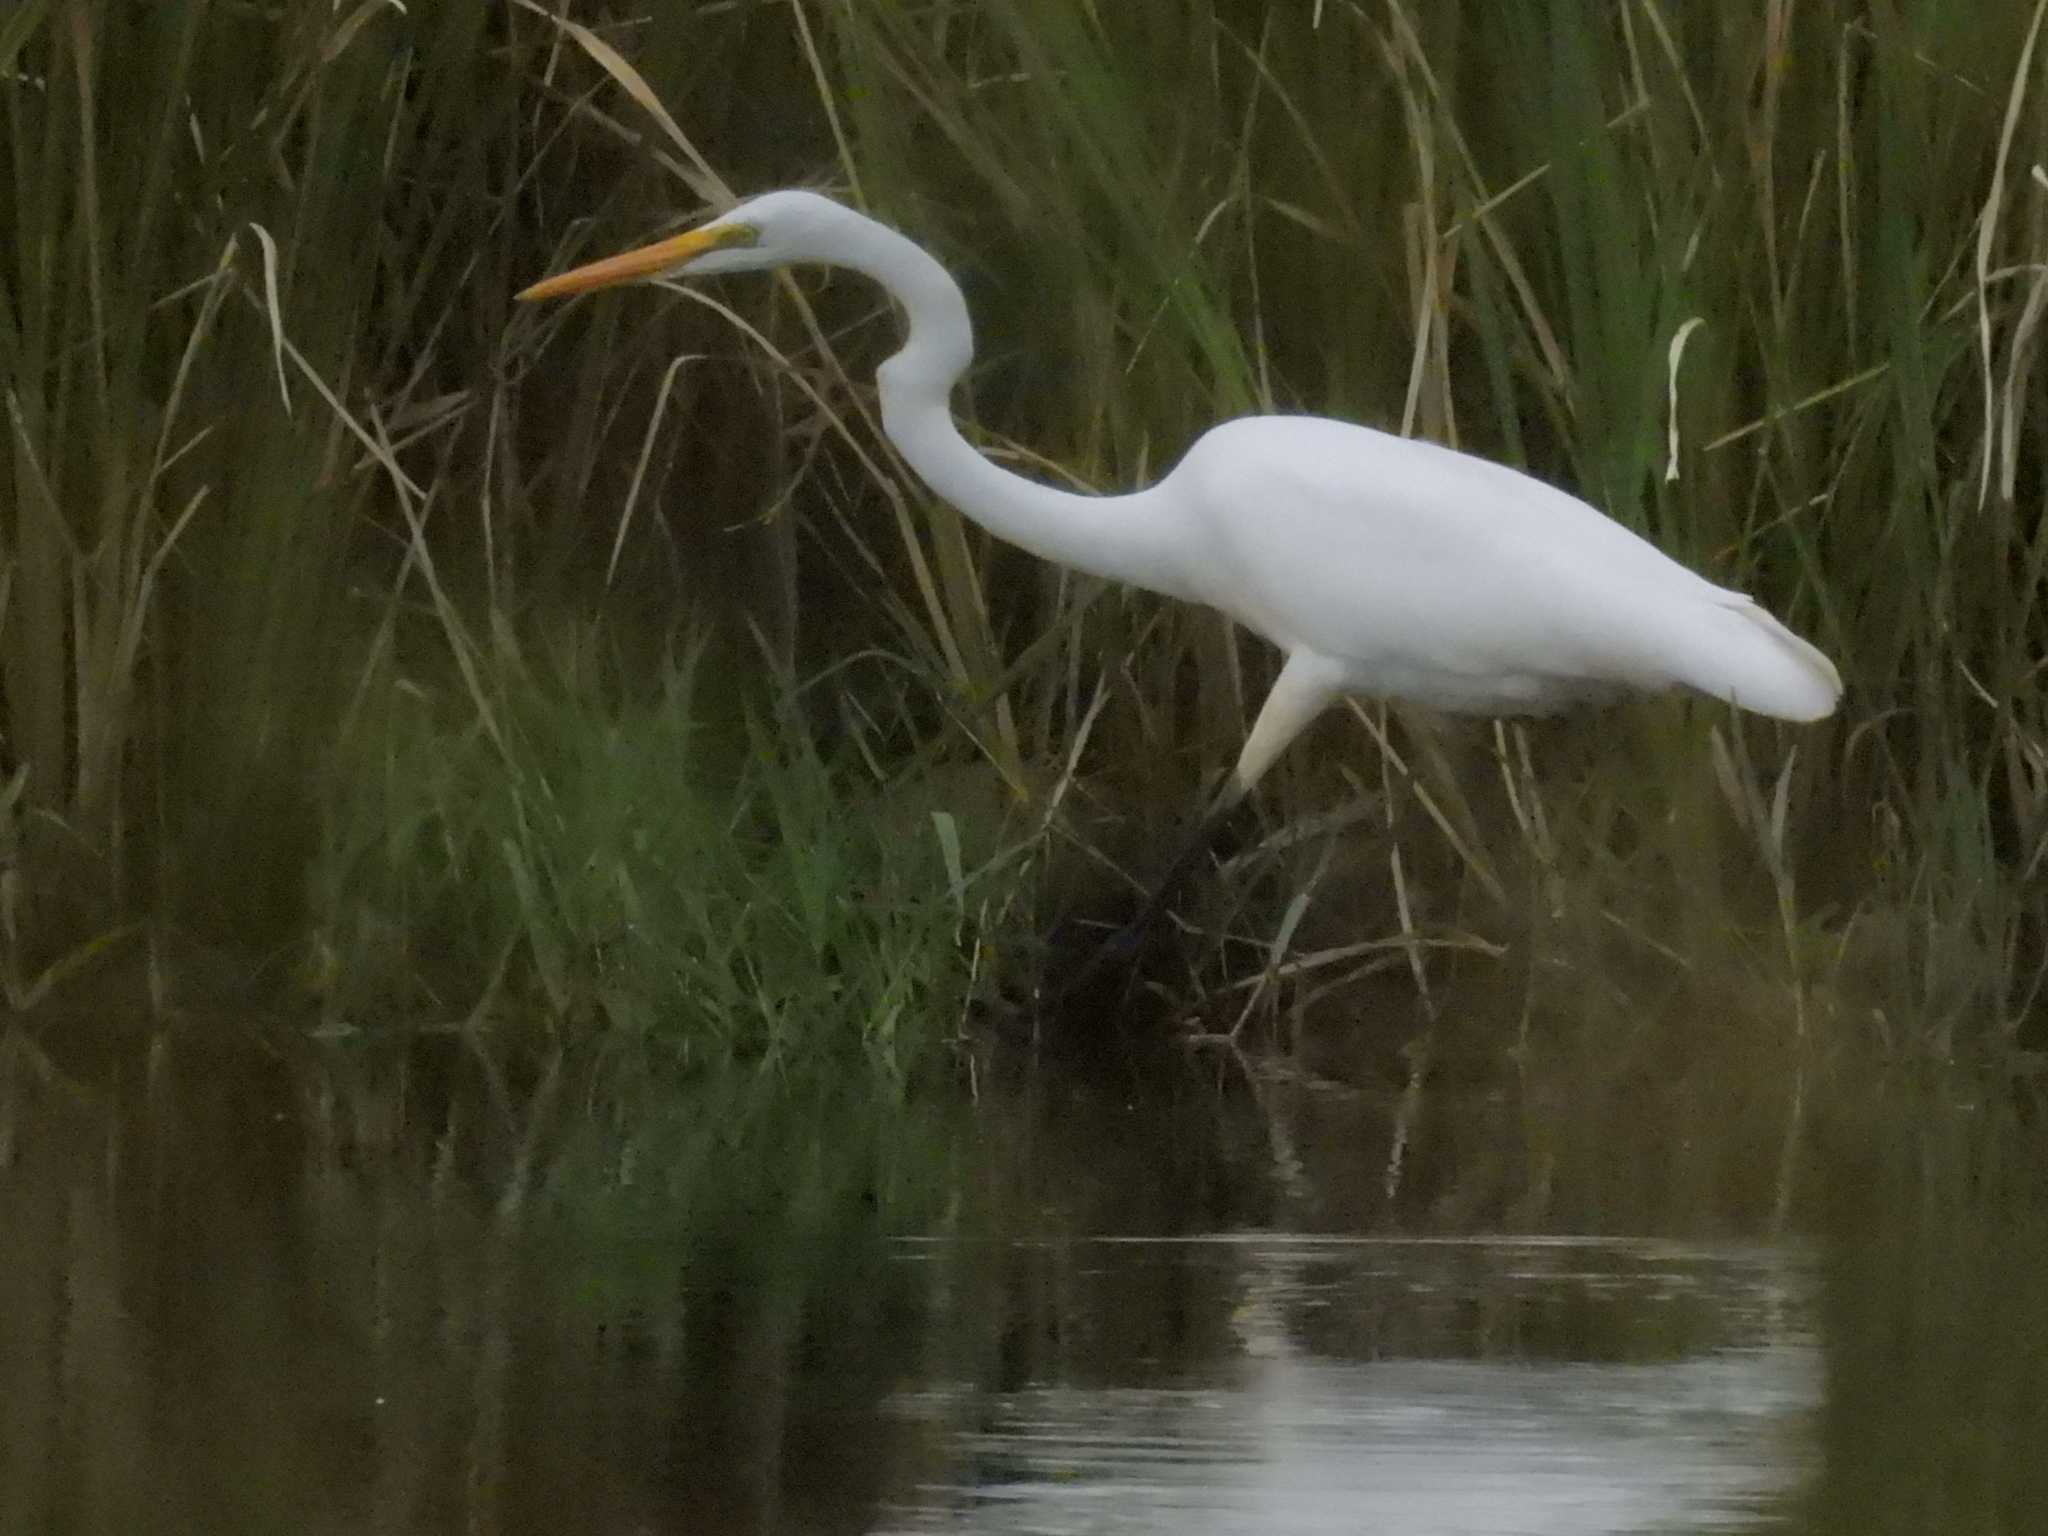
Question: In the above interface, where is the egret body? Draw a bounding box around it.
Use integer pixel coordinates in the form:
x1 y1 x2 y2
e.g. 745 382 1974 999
520 190 1840 806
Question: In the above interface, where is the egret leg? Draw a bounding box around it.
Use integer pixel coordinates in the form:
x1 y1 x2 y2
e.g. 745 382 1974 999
1228 649 1349 801
1056 796 1243 1009
1059 650 1344 1007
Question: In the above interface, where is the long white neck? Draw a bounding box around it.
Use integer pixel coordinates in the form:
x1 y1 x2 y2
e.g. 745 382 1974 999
828 213 1193 601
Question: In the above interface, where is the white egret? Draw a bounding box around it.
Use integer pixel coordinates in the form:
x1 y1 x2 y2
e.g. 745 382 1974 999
520 190 1840 812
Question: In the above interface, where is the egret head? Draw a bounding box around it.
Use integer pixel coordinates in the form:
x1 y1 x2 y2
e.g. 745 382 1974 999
517 190 849 301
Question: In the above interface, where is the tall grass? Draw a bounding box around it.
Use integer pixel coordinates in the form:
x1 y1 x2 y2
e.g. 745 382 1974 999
1 2 2041 1134
1 2 535 981
775 1 2046 1064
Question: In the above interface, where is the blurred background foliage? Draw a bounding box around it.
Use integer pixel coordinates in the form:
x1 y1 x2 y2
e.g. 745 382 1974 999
0 1 2041 1117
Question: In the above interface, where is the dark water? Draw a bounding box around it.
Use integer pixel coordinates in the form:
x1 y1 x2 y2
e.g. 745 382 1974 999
0 1030 2041 1535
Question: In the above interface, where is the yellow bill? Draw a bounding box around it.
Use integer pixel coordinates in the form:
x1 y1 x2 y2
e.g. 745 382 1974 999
517 222 752 302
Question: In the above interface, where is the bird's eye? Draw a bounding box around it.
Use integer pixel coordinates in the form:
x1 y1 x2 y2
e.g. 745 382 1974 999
722 222 761 248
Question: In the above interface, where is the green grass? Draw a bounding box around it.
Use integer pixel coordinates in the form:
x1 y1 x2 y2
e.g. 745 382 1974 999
307 613 1044 1085
0 1 2042 1211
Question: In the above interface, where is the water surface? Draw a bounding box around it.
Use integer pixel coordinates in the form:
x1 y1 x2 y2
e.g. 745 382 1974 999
1 1030 2039 1534
881 1235 1816 1535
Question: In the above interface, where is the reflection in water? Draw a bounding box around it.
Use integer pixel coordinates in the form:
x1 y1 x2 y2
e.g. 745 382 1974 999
0 1031 2039 1534
883 1238 1817 1535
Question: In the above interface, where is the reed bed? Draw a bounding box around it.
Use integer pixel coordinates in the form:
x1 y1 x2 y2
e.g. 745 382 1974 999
1 2 2042 1158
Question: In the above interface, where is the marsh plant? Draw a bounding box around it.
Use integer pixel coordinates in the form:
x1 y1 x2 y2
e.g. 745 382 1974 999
1 3 2042 1134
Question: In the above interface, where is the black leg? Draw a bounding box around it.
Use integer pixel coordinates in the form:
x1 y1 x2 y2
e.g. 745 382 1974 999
1056 783 1248 1009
